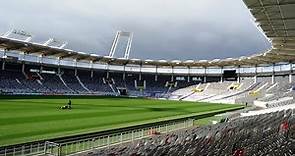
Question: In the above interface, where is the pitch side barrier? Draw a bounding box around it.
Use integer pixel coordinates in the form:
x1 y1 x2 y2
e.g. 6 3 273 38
49 106 244 144
0 105 244 156
0 94 144 100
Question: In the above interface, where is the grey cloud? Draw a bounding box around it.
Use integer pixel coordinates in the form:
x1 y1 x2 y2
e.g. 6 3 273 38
0 0 271 60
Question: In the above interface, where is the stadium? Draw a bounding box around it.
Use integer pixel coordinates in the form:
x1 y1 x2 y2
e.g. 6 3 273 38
1 0 295 155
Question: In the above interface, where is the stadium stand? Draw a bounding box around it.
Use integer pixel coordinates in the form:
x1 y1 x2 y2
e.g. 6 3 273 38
0 70 32 93
2 61 295 108
3 61 295 111
88 109 295 156
0 0 295 155
0 64 188 97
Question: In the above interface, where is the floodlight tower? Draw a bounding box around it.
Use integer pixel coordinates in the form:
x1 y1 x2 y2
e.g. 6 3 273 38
43 38 68 49
1 29 34 78
1 29 33 42
1 28 33 62
109 31 133 59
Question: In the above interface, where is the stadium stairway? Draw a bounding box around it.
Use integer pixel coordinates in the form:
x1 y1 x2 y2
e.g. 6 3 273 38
76 75 91 93
59 74 75 93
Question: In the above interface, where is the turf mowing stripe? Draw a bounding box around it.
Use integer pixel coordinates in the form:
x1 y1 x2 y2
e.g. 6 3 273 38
0 98 242 146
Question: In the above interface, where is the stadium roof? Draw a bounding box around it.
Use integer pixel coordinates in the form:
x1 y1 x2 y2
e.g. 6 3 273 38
0 0 295 67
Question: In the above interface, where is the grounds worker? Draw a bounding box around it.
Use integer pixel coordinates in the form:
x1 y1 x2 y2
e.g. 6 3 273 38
68 99 72 109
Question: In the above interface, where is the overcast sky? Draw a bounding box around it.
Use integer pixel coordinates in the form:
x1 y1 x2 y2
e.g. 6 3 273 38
0 0 271 60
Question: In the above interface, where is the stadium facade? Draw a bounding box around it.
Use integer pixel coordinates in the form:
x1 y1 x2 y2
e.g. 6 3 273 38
0 0 294 100
0 0 295 83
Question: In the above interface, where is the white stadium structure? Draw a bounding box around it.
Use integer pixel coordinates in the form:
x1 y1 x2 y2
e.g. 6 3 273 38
1 0 295 103
1 0 295 155
1 0 295 78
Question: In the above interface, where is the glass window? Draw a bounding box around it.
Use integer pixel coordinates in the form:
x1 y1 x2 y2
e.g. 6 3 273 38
108 65 124 71
190 68 205 74
93 63 107 70
173 67 189 74
207 68 221 74
157 67 173 74
125 66 140 72
240 67 255 73
141 66 157 73
60 60 75 67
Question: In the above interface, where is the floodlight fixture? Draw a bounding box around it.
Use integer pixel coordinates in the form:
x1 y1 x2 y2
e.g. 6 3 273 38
1 28 33 42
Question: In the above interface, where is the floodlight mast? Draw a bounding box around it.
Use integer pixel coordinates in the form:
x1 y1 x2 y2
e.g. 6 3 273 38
1 29 33 42
109 31 120 58
124 32 133 59
59 41 68 49
43 38 54 46
109 31 133 59
43 38 68 49
2 29 14 37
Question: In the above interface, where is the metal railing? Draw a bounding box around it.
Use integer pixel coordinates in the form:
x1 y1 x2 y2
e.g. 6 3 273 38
0 142 45 156
47 119 194 156
0 119 194 156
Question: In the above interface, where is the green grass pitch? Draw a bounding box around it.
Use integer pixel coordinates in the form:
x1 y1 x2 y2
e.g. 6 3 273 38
0 97 242 146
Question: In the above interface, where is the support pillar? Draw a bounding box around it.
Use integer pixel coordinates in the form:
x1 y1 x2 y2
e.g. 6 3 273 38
220 67 223 83
22 63 25 73
123 65 126 80
289 63 293 84
40 66 43 73
22 52 26 61
58 58 61 66
22 63 27 79
139 64 142 81
254 65 257 83
74 68 77 76
106 71 109 79
155 66 158 81
39 54 43 64
106 64 110 79
58 67 61 75
1 60 5 70
123 72 126 80
237 65 241 83
2 50 6 70
187 66 190 83
204 67 207 83
89 61 93 77
171 66 174 81
271 74 275 84
271 64 275 84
